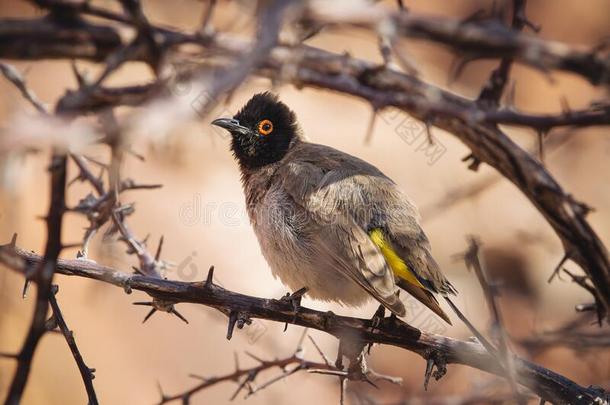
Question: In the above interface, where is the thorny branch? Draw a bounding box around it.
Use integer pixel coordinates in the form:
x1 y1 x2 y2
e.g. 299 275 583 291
48 286 98 405
311 5 609 85
459 237 523 404
0 244 605 405
154 330 400 404
3 154 67 405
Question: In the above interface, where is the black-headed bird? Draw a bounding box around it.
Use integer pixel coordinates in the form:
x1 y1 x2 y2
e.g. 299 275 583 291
212 93 456 324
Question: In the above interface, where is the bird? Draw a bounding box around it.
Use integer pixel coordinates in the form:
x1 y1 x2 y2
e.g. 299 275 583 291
212 92 456 324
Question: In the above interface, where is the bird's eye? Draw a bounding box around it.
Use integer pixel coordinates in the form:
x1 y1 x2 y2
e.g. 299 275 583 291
257 119 273 136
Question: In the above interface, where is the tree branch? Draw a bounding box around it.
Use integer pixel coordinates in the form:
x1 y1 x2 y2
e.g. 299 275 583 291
311 5 610 85
48 286 98 405
0 244 603 405
3 154 67 405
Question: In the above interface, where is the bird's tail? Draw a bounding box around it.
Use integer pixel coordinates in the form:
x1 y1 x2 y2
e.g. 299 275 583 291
397 279 452 325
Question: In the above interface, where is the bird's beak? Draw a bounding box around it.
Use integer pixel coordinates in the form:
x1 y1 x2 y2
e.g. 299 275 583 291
211 117 250 135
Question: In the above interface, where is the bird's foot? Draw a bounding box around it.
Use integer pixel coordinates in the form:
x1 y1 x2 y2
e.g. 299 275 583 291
367 304 387 354
280 287 308 309
280 287 308 331
370 304 386 331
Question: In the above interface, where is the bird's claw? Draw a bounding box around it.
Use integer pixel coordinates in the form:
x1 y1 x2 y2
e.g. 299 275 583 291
370 304 386 331
367 304 386 354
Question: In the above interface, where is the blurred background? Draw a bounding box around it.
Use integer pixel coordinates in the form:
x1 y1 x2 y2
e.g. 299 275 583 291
1 0 609 404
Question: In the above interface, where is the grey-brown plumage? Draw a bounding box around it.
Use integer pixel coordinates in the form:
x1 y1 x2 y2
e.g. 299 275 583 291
212 93 456 323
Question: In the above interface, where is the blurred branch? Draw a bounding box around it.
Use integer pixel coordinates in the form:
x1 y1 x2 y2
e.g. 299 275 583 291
520 314 610 354
3 154 67 405
459 237 523 404
0 244 604 405
312 5 609 85
0 15 121 62
157 332 360 404
0 63 47 114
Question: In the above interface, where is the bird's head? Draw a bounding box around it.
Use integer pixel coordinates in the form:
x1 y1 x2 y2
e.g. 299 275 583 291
211 92 299 169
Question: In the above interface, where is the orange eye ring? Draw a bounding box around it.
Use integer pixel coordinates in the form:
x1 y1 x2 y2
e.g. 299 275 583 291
257 119 273 136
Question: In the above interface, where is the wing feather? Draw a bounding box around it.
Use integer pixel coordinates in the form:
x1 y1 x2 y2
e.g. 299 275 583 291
276 142 454 319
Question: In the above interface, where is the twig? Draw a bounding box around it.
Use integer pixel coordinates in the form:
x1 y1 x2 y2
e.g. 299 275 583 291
520 314 610 353
461 237 524 404
158 350 335 403
477 0 529 107
48 286 98 405
0 62 47 114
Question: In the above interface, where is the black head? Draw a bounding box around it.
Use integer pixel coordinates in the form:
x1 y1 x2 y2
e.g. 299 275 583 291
212 92 299 169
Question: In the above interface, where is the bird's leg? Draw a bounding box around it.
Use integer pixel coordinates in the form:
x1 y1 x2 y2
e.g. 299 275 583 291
367 304 386 354
370 304 386 330
389 290 401 322
280 286 308 309
279 287 308 331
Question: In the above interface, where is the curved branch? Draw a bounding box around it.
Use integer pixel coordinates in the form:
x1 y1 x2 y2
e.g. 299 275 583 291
0 245 602 405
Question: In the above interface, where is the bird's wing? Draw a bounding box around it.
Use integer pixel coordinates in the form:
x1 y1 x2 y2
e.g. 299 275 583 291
310 215 406 316
370 228 453 324
383 221 457 296
277 143 454 320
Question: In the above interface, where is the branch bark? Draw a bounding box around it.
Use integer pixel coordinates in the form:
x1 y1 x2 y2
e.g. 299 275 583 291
313 6 610 85
4 154 67 405
48 287 98 405
0 245 603 405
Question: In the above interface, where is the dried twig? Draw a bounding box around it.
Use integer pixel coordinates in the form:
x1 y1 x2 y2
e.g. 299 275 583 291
477 0 531 108
48 286 98 405
520 314 610 353
460 237 524 404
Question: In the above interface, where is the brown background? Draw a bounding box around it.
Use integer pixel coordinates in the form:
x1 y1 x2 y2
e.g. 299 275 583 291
1 0 609 404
